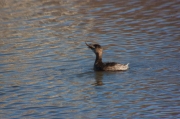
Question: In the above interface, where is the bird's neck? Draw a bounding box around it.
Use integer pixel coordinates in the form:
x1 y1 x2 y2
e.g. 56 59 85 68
94 52 103 65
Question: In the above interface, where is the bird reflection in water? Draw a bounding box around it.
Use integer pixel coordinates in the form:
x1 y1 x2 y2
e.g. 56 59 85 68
93 71 104 86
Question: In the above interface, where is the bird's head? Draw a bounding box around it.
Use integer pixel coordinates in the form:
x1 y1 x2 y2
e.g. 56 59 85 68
85 42 103 55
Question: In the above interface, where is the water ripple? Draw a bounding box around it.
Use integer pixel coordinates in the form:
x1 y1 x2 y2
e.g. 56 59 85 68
0 0 180 118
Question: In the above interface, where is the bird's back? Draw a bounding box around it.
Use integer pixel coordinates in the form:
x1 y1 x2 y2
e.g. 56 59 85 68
94 62 129 71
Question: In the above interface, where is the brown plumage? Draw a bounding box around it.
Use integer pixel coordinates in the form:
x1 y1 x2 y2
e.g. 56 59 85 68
85 42 129 71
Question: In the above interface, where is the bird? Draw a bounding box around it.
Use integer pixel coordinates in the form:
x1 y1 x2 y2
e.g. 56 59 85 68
85 42 129 71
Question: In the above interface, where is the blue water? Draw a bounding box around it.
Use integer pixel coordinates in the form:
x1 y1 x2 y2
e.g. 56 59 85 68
0 0 180 118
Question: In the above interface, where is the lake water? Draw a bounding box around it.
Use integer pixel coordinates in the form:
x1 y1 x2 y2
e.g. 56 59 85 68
0 0 180 118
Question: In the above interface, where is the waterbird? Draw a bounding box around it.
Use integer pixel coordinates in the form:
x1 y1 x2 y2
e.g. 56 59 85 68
85 42 129 71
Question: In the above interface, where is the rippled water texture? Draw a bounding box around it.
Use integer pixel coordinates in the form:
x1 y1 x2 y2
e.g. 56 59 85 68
0 0 180 118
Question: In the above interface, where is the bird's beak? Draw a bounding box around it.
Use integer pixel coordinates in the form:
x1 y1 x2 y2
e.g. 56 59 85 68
85 42 94 49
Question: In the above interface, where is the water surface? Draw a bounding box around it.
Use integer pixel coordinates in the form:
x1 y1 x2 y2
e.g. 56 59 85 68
0 0 180 118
